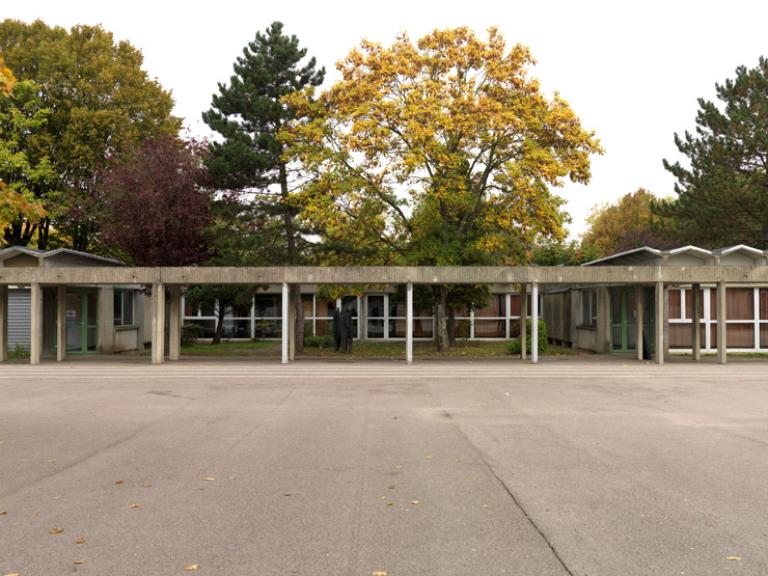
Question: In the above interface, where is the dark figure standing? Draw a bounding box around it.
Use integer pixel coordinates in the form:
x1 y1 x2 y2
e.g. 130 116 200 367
333 307 342 351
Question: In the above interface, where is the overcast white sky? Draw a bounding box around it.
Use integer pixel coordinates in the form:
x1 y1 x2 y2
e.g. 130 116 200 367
5 0 768 238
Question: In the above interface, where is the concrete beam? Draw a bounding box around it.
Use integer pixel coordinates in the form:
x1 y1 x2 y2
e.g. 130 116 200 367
56 286 65 362
717 281 727 364
151 284 165 365
168 286 182 361
0 285 7 362
30 283 42 365
654 281 664 365
5 265 768 287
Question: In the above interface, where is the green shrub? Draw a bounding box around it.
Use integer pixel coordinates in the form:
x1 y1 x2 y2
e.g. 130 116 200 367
181 323 204 347
507 319 548 355
304 334 333 348
9 343 30 360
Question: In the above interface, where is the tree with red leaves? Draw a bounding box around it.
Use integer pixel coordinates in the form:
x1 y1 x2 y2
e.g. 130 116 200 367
99 136 212 266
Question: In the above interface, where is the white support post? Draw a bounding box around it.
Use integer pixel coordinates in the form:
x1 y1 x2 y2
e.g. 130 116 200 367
692 284 701 361
56 286 66 362
30 283 43 365
281 282 289 364
704 288 712 351
636 285 643 361
717 281 727 364
288 286 296 361
168 286 182 361
531 282 539 364
505 293 511 339
406 282 413 365
654 281 664 365
753 288 760 353
151 283 165 365
0 285 7 362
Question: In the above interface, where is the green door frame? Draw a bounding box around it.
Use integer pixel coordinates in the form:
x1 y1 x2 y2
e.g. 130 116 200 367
611 287 637 352
53 288 98 355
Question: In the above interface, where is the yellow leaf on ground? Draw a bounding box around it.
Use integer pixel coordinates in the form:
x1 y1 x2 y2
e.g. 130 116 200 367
184 564 200 571
410 500 420 505
726 556 741 561
143 483 152 487
75 537 86 545
73 560 84 565
3 572 21 576
48 528 64 535
372 571 388 576
128 503 142 509
424 455 433 459
202 476 216 481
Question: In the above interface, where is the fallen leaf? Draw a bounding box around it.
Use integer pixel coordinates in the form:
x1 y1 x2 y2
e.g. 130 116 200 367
202 476 215 481
114 480 124 485
184 564 200 571
726 556 741 561
283 493 292 497
3 572 21 576
75 537 86 545
386 502 394 507
410 500 420 505
48 528 64 535
143 483 152 488
424 455 433 460
73 560 85 565
47 459 55 464
0 511 6 516
372 571 388 576
387 484 396 490
128 503 142 509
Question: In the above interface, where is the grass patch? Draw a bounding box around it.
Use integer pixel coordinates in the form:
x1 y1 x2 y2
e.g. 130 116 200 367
181 340 279 357
180 338 577 359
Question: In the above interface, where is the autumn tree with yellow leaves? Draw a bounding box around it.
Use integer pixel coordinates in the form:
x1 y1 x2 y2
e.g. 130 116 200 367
283 27 601 350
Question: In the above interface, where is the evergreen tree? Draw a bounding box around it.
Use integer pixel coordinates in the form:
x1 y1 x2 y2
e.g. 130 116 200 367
203 21 324 352
658 57 768 248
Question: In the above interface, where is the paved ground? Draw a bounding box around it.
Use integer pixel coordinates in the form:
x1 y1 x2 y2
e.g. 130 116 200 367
1 360 767 576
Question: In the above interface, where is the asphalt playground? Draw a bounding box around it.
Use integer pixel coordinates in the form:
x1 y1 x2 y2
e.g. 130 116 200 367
1 360 767 575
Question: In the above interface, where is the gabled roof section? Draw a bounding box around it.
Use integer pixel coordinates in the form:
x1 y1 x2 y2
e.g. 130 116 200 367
582 246 662 266
0 246 124 266
666 245 712 258
712 244 766 257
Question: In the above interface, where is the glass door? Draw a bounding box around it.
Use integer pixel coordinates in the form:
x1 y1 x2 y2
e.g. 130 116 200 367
64 290 98 353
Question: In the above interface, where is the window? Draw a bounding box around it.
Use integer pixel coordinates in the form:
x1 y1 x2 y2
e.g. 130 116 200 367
113 289 134 327
581 289 597 327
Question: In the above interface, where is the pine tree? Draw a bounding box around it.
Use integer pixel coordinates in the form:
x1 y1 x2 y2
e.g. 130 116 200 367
659 57 768 248
203 21 324 351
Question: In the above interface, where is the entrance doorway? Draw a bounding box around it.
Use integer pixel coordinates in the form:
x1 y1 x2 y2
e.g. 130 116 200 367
63 290 98 353
610 287 656 355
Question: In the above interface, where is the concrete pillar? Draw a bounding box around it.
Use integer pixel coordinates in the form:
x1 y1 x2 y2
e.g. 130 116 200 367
531 282 539 364
56 286 66 362
281 282 289 364
151 283 165 365
654 281 664 365
596 287 611 353
288 286 296 361
168 286 182 361
30 282 43 365
406 282 413 365
0 285 7 362
692 283 701 361
717 281 727 364
520 284 527 360
97 285 114 354
635 285 644 361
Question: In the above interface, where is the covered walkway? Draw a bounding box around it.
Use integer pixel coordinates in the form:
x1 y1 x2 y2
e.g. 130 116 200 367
2 264 767 366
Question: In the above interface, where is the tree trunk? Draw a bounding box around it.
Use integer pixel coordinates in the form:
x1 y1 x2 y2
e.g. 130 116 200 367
433 285 450 352
279 160 304 353
213 304 225 345
448 307 457 345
